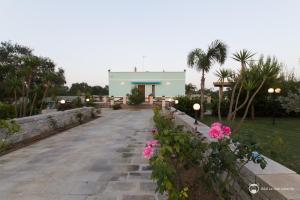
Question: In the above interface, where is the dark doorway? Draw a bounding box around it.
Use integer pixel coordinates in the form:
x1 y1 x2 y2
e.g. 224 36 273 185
138 85 145 101
152 85 156 97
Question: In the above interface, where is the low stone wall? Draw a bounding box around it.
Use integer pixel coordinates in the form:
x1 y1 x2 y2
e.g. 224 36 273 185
172 109 300 200
0 107 96 145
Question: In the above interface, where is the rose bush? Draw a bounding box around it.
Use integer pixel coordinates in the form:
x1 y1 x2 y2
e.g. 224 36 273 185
202 122 267 199
147 108 267 200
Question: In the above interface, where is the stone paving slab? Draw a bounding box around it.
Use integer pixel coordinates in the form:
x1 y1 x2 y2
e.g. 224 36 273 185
0 109 163 200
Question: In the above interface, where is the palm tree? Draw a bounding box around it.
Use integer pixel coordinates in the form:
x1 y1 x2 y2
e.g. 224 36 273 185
215 69 231 121
227 49 255 120
40 68 65 110
187 40 227 120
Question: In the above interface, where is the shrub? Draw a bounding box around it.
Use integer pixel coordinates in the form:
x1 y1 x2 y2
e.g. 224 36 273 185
112 103 122 110
148 110 267 200
279 89 300 113
57 97 84 111
0 102 16 119
85 100 95 107
128 88 144 105
174 96 205 117
153 107 173 131
0 119 20 151
73 97 83 108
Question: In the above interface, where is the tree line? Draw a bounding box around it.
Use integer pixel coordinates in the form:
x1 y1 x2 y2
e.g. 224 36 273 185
0 41 108 118
186 40 300 132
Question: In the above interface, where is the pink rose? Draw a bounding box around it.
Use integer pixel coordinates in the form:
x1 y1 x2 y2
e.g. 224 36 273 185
222 126 231 136
209 125 224 139
143 146 154 159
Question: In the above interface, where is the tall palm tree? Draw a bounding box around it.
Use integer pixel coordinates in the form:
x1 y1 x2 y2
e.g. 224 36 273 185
215 69 231 121
187 40 227 120
227 49 255 120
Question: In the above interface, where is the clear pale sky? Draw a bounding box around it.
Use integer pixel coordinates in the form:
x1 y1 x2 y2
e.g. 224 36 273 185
1 0 299 89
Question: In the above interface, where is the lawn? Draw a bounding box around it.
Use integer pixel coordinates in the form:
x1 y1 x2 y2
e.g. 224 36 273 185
201 116 300 174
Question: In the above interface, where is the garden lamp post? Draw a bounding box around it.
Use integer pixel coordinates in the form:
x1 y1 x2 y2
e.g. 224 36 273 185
85 98 90 107
174 100 179 112
268 87 281 125
193 103 201 124
60 99 66 111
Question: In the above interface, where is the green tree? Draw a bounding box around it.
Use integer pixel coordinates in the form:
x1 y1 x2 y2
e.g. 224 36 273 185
0 41 66 116
233 56 281 132
69 82 92 96
91 85 109 95
187 40 227 120
128 87 144 105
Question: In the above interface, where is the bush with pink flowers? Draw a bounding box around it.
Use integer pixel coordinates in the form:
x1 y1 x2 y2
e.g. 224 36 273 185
202 122 267 199
147 109 267 200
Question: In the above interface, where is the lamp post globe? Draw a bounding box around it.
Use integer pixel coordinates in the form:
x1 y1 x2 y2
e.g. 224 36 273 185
268 87 281 125
275 88 281 94
60 99 66 104
268 88 274 94
193 103 201 124
193 103 200 111
174 100 179 112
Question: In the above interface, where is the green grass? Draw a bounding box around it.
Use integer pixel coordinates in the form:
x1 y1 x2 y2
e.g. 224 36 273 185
201 116 300 174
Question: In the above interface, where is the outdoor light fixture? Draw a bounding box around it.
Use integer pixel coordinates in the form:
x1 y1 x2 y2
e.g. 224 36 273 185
193 103 201 124
174 100 179 112
60 99 66 104
275 88 281 93
267 87 281 125
268 88 275 94
86 98 90 102
120 81 125 85
166 81 171 85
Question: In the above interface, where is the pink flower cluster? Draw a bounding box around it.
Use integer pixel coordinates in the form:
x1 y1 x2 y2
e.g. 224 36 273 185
143 140 159 159
208 122 231 139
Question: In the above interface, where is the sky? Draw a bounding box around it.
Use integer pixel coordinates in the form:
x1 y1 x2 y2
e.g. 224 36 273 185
1 0 299 89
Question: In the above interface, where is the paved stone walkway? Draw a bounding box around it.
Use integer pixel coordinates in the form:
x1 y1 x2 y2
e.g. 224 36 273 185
0 109 163 200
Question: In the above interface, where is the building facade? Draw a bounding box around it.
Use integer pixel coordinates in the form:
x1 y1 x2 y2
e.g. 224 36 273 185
108 70 185 98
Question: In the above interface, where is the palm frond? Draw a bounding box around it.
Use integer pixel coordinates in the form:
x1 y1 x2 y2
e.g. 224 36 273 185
207 39 227 65
232 49 255 65
187 48 208 72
